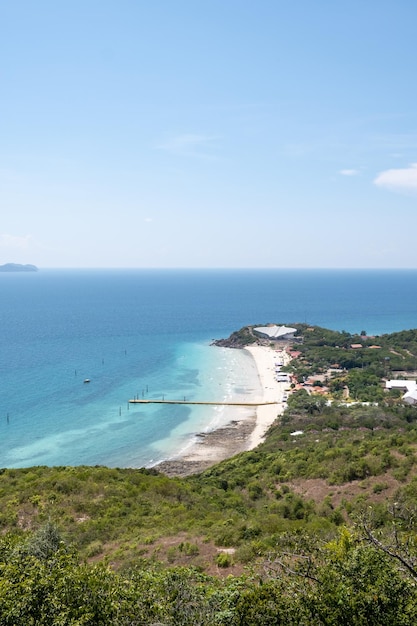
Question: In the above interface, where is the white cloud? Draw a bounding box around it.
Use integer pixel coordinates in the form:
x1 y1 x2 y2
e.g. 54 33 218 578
339 169 359 176
0 233 33 249
156 133 219 159
374 163 417 193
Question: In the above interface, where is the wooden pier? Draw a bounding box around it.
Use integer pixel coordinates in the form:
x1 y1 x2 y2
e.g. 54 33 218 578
129 399 278 406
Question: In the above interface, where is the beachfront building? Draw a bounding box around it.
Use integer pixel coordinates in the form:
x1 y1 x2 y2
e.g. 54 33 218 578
276 372 291 383
254 325 297 341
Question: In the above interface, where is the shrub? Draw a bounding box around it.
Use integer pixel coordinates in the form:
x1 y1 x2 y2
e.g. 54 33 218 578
216 551 233 568
373 482 388 494
247 481 264 500
85 540 103 558
178 541 199 556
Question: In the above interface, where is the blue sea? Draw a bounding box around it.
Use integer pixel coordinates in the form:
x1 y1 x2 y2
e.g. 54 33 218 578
1 268 417 469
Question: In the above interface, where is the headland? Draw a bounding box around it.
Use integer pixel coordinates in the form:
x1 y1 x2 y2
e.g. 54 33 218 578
0 263 38 272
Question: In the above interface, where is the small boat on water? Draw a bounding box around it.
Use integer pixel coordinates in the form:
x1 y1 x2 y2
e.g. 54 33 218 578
84 379 91 384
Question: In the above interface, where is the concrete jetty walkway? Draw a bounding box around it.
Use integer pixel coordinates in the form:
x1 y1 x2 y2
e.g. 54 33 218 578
129 399 278 407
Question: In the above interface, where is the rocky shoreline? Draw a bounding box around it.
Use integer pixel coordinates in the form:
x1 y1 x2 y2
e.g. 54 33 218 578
211 326 258 348
154 415 257 477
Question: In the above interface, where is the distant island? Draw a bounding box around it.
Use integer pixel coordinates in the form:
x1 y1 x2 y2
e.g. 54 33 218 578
0 263 38 272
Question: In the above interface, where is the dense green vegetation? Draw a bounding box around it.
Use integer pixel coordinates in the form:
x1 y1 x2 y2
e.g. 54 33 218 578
2 324 417 623
2 514 417 624
287 324 417 385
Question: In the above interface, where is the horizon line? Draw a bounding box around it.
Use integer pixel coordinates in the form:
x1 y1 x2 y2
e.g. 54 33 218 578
4 266 417 272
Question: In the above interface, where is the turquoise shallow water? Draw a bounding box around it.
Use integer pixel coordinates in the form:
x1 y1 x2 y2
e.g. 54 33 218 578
1 268 417 468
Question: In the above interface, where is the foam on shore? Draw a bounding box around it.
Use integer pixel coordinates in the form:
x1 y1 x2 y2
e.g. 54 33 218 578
155 345 290 476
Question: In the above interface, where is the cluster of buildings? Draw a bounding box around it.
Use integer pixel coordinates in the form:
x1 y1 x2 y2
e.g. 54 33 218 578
253 324 417 407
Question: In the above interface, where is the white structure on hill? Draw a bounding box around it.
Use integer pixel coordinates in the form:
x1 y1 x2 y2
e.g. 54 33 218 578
385 380 416 392
404 388 417 405
386 379 417 405
254 325 297 340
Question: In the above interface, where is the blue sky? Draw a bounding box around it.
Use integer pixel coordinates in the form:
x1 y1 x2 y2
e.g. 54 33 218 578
1 0 417 268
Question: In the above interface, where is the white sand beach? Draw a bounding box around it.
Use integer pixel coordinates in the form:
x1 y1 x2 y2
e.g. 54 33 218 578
155 344 291 477
244 345 291 449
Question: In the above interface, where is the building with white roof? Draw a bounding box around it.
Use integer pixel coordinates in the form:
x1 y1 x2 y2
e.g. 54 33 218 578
254 325 297 340
385 380 417 392
404 388 417 405
386 379 417 405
